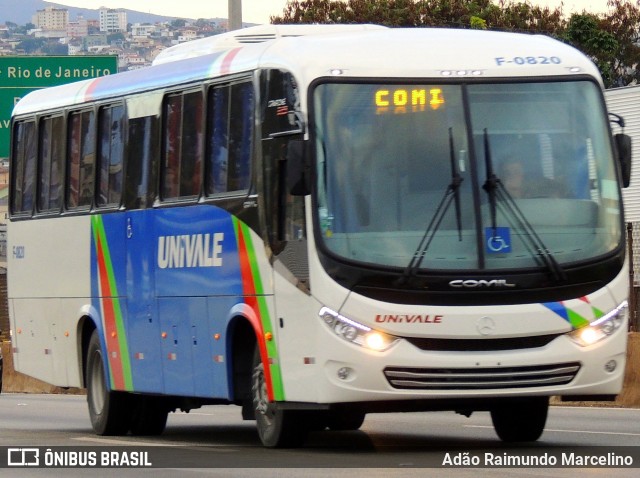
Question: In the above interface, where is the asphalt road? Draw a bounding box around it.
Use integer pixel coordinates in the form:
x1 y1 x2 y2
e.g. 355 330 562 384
0 393 639 477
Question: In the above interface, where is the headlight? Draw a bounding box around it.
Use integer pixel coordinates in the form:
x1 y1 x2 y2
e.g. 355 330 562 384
567 301 627 347
319 306 399 352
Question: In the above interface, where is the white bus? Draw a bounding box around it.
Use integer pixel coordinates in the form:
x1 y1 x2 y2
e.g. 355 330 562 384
8 25 632 447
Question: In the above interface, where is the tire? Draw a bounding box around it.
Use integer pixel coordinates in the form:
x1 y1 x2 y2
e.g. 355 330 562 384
252 347 308 448
326 410 366 431
491 397 549 442
129 396 169 436
86 330 132 435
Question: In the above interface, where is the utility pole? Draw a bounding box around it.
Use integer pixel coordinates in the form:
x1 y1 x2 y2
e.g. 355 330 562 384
228 0 243 31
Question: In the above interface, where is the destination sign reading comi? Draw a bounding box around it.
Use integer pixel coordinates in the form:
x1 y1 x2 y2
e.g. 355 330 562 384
0 56 117 158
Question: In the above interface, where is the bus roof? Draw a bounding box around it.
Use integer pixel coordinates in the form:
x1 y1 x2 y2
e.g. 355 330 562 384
152 24 387 65
13 25 601 117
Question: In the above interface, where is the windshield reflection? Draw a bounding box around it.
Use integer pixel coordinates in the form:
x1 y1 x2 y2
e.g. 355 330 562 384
313 81 622 272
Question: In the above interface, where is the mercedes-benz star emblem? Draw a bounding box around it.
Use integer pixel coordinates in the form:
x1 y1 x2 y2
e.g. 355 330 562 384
476 316 496 336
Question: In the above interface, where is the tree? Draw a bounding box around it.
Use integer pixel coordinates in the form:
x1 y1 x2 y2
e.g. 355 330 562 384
17 38 45 54
41 41 68 56
564 14 619 86
595 0 640 87
270 0 640 87
171 19 187 28
271 0 564 30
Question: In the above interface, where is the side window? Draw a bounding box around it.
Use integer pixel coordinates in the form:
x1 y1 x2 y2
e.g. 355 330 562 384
67 110 96 210
228 83 254 191
206 81 254 196
97 104 125 207
10 121 37 215
38 115 64 212
161 90 203 200
206 86 229 195
126 115 158 209
261 69 306 245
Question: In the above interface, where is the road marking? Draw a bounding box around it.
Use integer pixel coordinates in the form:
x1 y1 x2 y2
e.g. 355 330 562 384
73 436 168 446
73 436 239 450
465 425 640 437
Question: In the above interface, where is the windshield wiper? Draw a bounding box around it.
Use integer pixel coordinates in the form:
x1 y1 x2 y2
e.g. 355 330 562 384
481 129 567 282
400 128 463 282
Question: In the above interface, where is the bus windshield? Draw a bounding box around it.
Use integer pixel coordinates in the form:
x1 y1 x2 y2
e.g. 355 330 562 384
313 80 622 271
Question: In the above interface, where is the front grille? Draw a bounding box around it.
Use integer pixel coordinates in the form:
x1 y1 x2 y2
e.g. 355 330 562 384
404 334 561 351
384 362 581 390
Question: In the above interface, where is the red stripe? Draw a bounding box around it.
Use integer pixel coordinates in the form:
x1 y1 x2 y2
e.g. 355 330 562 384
95 234 125 390
84 78 101 101
220 47 242 75
236 223 275 401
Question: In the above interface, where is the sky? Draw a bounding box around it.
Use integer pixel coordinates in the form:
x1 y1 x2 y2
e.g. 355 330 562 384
49 0 617 25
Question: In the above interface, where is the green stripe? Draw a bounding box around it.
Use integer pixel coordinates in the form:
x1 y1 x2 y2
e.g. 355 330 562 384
91 216 134 391
566 309 590 329
237 219 285 400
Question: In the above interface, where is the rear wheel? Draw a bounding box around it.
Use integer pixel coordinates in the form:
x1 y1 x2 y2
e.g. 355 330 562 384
491 397 549 442
129 396 169 436
252 348 308 448
86 330 131 435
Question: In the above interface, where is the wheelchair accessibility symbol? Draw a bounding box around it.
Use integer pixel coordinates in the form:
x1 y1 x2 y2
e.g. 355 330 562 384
485 227 512 254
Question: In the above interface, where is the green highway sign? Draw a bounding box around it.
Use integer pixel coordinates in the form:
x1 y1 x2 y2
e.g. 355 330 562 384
0 56 118 158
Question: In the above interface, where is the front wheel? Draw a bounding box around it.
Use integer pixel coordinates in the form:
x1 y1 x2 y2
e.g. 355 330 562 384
86 330 131 435
490 397 549 442
326 409 366 431
252 348 308 448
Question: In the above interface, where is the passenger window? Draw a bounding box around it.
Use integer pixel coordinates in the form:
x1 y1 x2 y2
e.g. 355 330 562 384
11 121 37 215
228 82 254 191
67 110 96 210
97 105 125 207
38 115 64 212
161 90 203 200
126 115 158 209
206 81 254 196
206 86 229 195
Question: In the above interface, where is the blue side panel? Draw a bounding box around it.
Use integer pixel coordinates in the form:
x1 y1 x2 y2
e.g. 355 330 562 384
154 205 245 398
159 297 200 396
90 205 250 399
207 296 239 398
125 210 164 393
154 205 244 297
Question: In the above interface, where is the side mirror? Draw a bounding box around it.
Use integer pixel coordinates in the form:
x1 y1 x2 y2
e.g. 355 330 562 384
286 140 310 196
614 133 632 188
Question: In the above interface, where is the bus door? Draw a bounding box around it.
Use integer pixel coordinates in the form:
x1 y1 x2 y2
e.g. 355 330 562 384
260 69 311 382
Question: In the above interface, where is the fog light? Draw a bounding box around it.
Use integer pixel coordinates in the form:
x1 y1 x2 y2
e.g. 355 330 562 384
604 360 617 373
337 367 352 380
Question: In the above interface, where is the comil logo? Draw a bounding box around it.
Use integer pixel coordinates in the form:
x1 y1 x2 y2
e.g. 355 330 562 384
8 448 39 466
449 279 516 288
